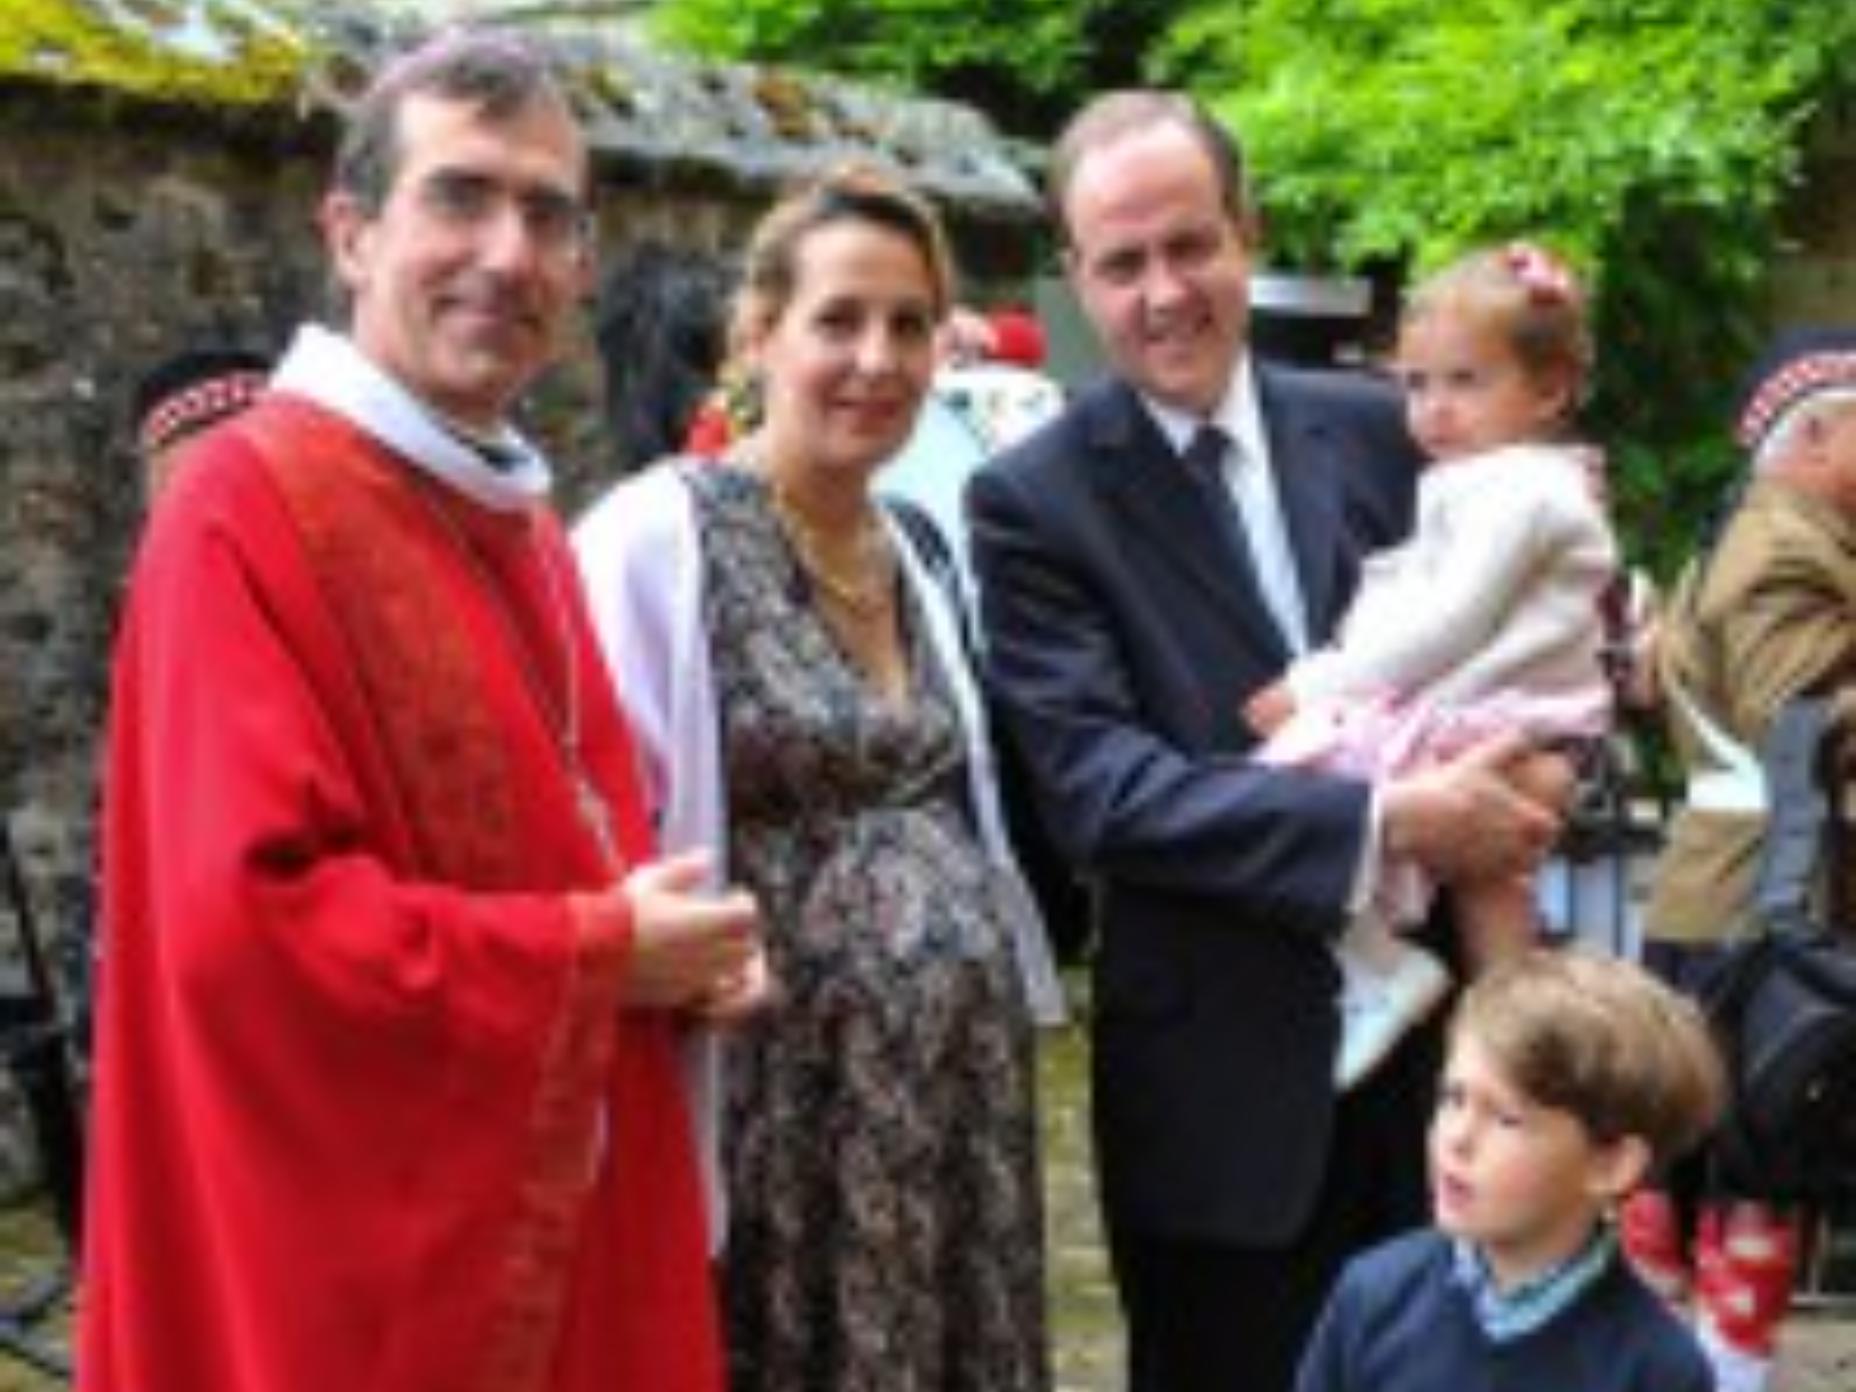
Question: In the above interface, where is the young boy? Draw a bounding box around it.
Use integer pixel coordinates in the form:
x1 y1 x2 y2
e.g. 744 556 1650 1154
1296 948 1724 1391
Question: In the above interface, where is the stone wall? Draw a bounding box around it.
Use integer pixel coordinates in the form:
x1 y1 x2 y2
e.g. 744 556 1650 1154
0 101 340 953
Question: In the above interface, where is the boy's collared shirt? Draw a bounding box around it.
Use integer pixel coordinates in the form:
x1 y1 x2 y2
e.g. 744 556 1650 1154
1449 1223 1617 1343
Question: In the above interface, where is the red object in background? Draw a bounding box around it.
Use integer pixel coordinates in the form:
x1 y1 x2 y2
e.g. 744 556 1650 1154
683 399 734 458
985 309 1046 370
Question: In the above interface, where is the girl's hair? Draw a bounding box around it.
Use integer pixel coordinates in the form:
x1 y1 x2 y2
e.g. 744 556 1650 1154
728 160 954 360
1452 947 1724 1172
1401 242 1593 411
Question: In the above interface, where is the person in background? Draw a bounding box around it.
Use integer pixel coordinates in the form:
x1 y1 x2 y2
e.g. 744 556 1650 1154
879 302 1065 594
594 239 731 475
941 307 1066 454
81 347 276 1078
129 346 271 500
82 29 763 1392
575 160 1062 1392
1245 243 1616 1087
1622 326 1856 1392
967 90 1567 1392
1296 947 1721 1392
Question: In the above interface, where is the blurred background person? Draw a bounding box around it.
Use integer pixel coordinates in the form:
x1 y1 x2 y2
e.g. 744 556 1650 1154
594 239 731 474
1622 327 1856 1392
878 301 1064 595
129 346 271 500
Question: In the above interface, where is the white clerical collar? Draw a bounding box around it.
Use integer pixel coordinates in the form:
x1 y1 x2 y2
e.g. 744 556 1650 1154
1140 351 1268 466
269 323 553 513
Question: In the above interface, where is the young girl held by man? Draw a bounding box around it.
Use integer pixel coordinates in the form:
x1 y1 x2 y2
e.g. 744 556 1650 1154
1248 242 1617 1086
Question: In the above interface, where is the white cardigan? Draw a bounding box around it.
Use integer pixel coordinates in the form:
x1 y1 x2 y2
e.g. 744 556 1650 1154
573 463 1065 1237
1288 443 1617 706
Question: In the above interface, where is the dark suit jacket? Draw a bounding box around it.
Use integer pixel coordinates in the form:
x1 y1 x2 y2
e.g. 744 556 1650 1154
968 362 1423 1247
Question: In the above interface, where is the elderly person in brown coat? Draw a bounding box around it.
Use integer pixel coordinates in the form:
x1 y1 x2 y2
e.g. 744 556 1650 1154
1623 327 1856 1392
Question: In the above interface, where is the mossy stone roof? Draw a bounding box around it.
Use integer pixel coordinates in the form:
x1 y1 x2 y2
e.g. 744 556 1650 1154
2 2 1039 219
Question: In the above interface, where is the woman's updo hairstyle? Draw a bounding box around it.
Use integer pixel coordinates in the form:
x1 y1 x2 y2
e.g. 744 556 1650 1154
727 160 955 361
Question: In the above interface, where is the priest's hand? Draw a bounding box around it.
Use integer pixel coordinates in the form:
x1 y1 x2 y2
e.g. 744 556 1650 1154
690 943 778 1024
615 849 764 1011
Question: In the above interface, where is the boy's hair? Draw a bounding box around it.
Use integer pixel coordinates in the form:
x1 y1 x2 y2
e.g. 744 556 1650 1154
1452 947 1723 1171
1401 241 1593 414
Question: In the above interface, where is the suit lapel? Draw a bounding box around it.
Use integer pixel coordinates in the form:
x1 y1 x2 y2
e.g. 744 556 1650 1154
1084 382 1292 664
1256 367 1348 641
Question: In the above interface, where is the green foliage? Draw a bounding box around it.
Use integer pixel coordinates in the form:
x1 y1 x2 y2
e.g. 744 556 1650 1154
650 0 1854 570
653 0 1182 133
1156 0 1856 573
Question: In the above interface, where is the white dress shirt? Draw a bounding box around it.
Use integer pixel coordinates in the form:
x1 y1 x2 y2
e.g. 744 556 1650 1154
1142 357 1310 654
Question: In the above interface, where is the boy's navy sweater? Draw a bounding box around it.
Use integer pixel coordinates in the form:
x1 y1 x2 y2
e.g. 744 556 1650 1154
1296 1230 1711 1392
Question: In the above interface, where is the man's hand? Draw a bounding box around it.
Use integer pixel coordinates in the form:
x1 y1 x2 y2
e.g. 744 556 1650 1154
1245 680 1296 737
618 849 765 1012
1381 732 1569 885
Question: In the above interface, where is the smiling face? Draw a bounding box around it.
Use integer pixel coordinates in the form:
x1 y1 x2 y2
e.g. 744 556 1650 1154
1396 307 1573 462
1062 120 1253 418
1430 1034 1644 1290
744 218 940 481
323 90 591 430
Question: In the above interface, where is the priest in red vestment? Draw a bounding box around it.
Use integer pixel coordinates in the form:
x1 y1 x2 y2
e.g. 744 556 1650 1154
80 29 764 1392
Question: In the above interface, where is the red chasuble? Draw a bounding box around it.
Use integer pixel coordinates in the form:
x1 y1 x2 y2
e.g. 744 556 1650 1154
81 395 721 1391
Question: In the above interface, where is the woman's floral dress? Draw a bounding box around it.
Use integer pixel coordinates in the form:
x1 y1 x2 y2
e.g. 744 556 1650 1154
692 465 1046 1392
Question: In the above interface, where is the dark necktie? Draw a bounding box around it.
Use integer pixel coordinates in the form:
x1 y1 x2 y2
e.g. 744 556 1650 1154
1181 423 1255 573
1181 424 1304 649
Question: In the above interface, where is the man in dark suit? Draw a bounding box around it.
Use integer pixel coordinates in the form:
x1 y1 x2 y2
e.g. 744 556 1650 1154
967 92 1565 1392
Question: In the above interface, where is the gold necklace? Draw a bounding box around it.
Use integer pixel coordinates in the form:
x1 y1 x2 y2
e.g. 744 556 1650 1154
768 478 897 621
410 480 620 872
